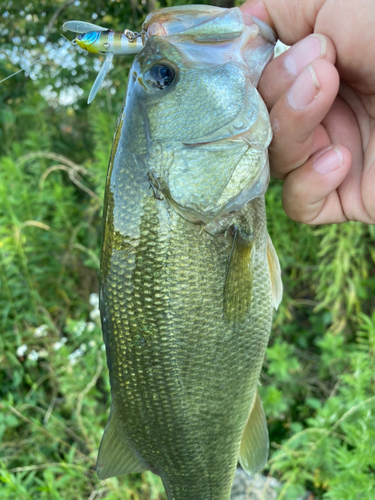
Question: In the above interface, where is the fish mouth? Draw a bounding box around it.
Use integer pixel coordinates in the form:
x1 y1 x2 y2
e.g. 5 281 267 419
183 140 215 147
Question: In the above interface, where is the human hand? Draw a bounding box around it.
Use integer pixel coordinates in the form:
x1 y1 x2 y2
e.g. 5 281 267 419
241 0 375 224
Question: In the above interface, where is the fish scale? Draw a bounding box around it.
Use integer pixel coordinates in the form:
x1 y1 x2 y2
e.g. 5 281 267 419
98 5 281 500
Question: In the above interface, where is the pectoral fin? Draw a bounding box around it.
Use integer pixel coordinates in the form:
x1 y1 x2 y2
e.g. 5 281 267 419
267 234 283 310
239 390 269 475
224 229 254 323
96 405 147 479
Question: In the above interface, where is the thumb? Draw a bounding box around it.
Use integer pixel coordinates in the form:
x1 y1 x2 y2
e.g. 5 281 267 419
240 0 317 45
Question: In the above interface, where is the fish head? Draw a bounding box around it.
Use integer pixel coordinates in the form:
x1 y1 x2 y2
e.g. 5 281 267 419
125 7 276 223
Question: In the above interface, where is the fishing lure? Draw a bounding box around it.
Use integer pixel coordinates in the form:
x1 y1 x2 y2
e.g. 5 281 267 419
0 21 143 104
63 21 143 103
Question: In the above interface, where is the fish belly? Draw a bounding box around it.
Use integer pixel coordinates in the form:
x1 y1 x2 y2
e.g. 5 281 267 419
100 154 272 500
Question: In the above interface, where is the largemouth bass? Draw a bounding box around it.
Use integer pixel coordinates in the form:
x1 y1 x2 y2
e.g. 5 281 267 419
98 5 282 499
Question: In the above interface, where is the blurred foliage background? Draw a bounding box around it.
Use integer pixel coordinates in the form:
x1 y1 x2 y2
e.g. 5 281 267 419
1 1 375 499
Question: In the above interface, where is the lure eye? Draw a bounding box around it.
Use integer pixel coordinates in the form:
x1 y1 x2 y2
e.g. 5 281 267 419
144 64 175 90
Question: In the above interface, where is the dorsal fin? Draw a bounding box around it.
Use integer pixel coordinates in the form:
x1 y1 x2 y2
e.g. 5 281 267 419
96 405 148 479
267 234 282 310
239 389 269 475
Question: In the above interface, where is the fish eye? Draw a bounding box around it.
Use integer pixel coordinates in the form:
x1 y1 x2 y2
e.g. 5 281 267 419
144 63 176 90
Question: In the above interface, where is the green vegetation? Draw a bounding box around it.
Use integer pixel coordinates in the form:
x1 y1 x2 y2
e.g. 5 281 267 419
1 1 375 499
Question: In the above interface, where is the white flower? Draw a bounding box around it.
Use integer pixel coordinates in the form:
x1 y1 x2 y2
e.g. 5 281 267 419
79 343 87 352
38 349 48 358
101 344 106 352
89 340 96 348
89 293 99 309
16 344 28 357
68 345 86 365
86 322 95 333
34 324 48 338
89 308 100 321
67 352 78 365
53 337 67 351
27 350 39 361
89 293 100 322
72 321 87 337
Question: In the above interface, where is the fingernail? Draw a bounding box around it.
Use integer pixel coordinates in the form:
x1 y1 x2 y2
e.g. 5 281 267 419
284 35 326 76
313 146 343 174
287 65 320 109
